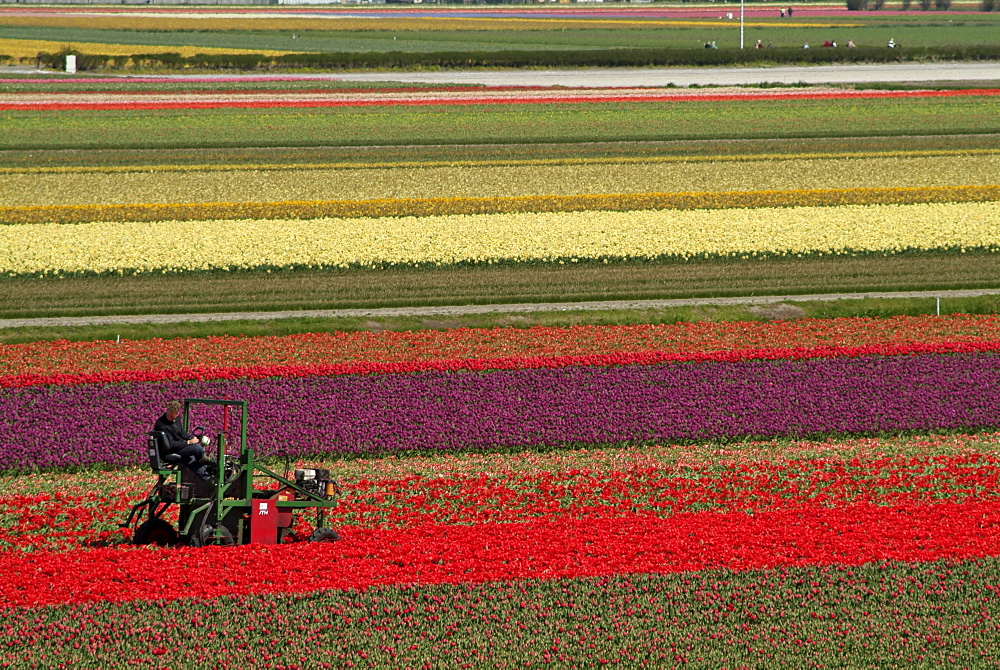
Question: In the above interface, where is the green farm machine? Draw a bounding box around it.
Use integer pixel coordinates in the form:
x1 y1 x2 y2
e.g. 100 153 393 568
121 398 340 547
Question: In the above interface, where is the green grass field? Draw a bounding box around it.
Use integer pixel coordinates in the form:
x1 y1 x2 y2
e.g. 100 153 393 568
2 250 996 320
2 294 999 345
3 96 999 151
2 134 997 170
3 14 999 53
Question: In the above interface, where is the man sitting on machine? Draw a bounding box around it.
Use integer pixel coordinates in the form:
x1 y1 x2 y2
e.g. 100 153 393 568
153 400 214 481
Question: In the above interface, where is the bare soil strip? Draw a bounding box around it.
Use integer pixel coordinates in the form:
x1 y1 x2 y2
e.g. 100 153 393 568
3 252 997 320
2 289 999 330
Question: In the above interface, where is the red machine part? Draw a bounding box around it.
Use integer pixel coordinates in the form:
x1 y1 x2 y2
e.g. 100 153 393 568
249 494 294 544
250 498 277 545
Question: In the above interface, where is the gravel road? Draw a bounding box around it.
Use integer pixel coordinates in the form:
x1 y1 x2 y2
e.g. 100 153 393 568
3 289 998 330
7 62 999 87
329 63 1000 88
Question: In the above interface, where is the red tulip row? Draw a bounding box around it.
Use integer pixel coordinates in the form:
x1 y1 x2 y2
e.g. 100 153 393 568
6 451 999 551
2 87 996 111
9 315 997 383
3 498 999 609
4 338 998 389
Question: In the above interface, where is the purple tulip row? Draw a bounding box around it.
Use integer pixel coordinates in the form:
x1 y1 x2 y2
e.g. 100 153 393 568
2 352 998 471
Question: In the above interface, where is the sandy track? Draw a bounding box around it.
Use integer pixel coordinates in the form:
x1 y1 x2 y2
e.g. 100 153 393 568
6 62 999 88
2 289 998 330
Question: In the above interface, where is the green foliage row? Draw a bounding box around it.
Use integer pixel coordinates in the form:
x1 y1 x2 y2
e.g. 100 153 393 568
849 0 957 9
35 43 1000 72
5 95 999 151
2 250 996 333
2 134 996 170
3 559 999 669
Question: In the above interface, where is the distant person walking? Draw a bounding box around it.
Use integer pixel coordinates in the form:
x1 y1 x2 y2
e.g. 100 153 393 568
787 6 794 16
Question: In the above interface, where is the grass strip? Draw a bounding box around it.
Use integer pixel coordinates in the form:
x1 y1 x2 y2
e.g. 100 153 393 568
7 295 1000 345
2 296 1000 345
0 252 998 339
2 135 997 170
3 185 996 225
3 96 998 151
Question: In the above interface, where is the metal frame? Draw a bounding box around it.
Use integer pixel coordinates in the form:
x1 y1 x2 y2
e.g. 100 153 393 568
123 397 337 546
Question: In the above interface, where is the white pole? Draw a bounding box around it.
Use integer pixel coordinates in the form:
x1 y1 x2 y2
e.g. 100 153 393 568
936 297 941 316
740 0 745 49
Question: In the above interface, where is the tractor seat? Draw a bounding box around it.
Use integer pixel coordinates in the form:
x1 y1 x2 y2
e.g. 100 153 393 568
148 431 183 471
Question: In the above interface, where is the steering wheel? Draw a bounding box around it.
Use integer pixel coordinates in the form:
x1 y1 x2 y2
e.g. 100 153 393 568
191 426 211 446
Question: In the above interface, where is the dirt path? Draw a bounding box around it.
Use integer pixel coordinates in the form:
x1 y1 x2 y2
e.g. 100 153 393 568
3 288 998 330
103 63 1000 87
7 63 999 87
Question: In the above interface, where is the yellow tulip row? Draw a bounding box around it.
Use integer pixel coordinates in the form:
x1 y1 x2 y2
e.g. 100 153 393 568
2 186 997 226
3 152 997 209
3 201 997 276
0 38 287 60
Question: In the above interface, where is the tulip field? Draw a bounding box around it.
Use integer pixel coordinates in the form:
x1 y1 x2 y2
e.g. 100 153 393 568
2 3 999 59
3 66 1000 667
1 83 999 292
4 314 1000 666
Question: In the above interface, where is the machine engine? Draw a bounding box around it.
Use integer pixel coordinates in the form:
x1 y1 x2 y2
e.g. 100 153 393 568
294 468 336 499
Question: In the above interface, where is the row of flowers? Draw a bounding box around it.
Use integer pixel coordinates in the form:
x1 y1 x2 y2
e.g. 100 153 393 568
4 340 1000 390
0 38 285 61
4 201 999 276
5 447 1000 551
5 151 993 209
4 500 1000 608
4 314 997 383
4 351 1000 471
2 558 996 668
7 88 995 112
3 185 997 225
10 430 994 497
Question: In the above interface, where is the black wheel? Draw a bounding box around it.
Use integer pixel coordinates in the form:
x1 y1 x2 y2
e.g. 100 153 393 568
134 518 178 547
189 524 235 547
308 528 340 543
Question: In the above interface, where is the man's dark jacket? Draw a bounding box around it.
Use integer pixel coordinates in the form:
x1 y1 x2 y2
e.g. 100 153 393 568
153 414 193 452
